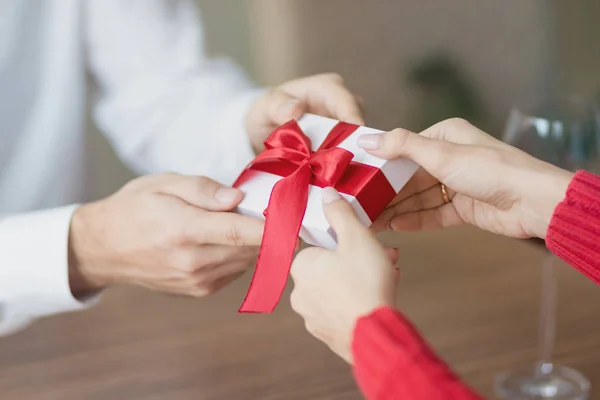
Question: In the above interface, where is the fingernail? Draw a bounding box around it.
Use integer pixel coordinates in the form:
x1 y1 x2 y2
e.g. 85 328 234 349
280 99 300 117
214 187 241 204
322 187 342 204
357 134 382 150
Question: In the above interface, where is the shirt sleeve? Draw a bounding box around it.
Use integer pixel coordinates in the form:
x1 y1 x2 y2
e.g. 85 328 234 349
0 206 96 336
352 307 483 400
84 0 263 185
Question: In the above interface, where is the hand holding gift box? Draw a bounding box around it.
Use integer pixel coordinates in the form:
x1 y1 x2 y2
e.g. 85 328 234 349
234 114 419 313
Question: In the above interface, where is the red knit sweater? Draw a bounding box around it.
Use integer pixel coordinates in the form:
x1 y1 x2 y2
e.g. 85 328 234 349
352 171 600 399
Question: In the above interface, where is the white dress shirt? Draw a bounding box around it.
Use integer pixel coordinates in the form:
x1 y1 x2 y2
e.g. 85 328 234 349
0 0 260 335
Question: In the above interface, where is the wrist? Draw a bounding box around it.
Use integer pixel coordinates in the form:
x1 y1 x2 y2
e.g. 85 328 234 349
68 203 110 297
521 164 574 239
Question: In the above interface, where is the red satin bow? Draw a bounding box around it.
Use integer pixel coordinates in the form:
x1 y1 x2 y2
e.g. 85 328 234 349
234 120 395 313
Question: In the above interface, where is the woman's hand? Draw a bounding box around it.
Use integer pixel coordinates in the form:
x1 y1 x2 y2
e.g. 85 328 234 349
290 188 398 363
357 118 574 239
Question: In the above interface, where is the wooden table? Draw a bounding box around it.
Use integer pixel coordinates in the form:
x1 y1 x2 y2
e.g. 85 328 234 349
1 227 600 399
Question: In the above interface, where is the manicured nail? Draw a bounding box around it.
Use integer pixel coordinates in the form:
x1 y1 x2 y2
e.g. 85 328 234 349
280 99 300 117
357 134 382 150
215 187 241 204
322 187 342 204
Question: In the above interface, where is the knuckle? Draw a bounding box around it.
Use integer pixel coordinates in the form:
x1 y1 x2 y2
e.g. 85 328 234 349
430 118 475 142
289 290 303 313
321 72 344 83
224 226 244 246
444 117 472 129
304 322 321 339
193 175 219 195
191 273 211 290
121 178 143 191
388 128 411 150
189 286 211 298
160 171 180 180
163 223 188 246
290 248 319 278
173 251 201 272
123 174 164 192
204 250 229 267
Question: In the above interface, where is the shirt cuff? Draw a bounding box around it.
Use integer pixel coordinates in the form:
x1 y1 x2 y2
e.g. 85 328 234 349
0 206 98 334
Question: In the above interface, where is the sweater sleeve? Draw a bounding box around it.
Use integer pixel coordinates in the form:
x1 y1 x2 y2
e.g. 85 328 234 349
352 307 483 400
546 170 600 284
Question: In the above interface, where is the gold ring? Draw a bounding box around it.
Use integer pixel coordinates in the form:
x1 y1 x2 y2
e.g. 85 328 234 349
440 183 450 204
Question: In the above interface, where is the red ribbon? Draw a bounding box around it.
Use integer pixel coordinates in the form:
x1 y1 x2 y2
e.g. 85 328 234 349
234 120 395 313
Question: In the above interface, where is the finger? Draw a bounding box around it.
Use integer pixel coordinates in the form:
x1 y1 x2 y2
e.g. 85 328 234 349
170 245 259 272
157 175 244 211
389 168 439 205
371 169 439 232
356 95 367 120
282 74 364 125
201 260 252 282
315 79 364 125
202 245 259 268
210 271 246 291
383 247 400 265
391 183 456 215
387 204 463 232
357 128 462 181
184 211 264 246
321 187 372 248
188 270 247 297
419 118 495 145
264 89 307 126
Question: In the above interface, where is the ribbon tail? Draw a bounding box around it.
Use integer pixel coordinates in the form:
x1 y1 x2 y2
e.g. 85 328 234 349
239 164 312 313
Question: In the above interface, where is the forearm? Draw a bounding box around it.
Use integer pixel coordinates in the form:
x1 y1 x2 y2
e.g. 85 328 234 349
546 170 600 283
0 206 97 336
352 307 483 400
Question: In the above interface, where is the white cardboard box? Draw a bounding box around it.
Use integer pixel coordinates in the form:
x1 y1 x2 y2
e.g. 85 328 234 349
235 114 419 249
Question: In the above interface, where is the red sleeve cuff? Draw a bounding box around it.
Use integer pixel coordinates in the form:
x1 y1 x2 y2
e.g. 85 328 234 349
547 170 600 284
352 306 482 400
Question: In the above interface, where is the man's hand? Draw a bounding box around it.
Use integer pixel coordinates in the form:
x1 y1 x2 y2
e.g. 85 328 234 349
68 173 263 298
245 73 365 152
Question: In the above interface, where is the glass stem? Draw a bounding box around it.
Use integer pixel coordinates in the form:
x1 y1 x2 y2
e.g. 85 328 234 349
537 252 557 375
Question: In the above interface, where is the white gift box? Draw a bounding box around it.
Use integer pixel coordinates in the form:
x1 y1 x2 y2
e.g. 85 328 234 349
235 114 419 249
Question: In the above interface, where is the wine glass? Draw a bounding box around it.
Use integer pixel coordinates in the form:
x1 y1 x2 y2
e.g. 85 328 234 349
494 96 599 400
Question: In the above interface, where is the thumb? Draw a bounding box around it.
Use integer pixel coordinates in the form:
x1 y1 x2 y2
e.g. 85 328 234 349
321 187 370 247
265 89 306 126
357 128 462 181
157 175 244 212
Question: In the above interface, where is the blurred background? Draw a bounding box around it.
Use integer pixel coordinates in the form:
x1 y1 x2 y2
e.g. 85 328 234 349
91 0 600 198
